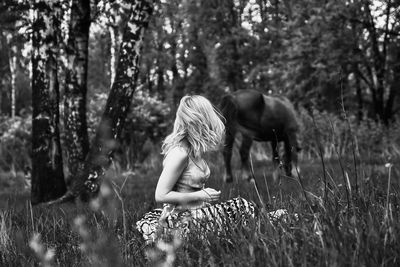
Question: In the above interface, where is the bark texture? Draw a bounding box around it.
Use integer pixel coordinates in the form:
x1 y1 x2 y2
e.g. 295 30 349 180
109 24 119 85
7 33 17 118
50 0 154 203
31 0 66 204
64 0 90 179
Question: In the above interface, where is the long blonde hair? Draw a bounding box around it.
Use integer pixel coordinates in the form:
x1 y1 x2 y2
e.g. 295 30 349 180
162 95 225 157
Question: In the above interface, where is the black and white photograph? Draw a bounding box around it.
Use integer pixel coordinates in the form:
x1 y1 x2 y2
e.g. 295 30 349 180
0 0 399 266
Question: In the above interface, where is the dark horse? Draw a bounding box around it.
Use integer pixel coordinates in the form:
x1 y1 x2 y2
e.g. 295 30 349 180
220 89 300 182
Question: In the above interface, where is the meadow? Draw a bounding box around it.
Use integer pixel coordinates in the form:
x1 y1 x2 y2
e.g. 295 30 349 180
1 144 399 266
1 112 400 266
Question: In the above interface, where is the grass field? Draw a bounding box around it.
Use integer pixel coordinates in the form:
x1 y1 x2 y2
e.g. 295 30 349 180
0 145 399 266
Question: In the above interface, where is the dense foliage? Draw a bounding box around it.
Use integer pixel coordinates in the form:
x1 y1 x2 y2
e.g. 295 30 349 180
0 115 31 171
1 0 399 173
2 0 400 115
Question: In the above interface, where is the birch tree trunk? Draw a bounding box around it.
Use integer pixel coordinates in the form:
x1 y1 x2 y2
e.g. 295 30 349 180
107 2 124 86
31 0 66 204
64 0 90 180
109 24 119 85
50 0 154 203
6 33 17 118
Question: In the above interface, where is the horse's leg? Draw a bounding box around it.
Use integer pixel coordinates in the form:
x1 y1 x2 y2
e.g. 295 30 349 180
283 138 292 176
284 132 300 177
283 132 300 177
239 135 253 181
271 139 280 182
223 129 236 183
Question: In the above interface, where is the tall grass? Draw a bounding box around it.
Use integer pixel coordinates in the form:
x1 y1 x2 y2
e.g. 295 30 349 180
0 152 398 266
0 113 399 266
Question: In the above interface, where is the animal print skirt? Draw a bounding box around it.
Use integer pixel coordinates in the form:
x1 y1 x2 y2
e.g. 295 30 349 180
135 197 257 243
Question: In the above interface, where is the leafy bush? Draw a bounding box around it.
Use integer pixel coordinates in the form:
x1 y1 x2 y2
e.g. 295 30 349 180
2 99 400 176
298 108 400 161
0 115 31 172
87 90 171 140
0 89 171 173
87 89 172 168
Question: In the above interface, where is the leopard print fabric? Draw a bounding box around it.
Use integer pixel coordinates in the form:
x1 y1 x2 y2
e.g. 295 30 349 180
135 197 257 243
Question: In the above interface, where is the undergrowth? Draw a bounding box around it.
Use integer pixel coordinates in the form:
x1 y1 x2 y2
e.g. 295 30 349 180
0 112 399 266
0 155 399 266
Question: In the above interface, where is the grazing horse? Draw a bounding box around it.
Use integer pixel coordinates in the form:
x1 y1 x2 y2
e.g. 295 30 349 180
220 89 300 182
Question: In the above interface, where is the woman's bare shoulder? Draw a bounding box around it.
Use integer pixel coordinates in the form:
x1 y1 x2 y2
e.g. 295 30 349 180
163 145 189 166
169 146 189 157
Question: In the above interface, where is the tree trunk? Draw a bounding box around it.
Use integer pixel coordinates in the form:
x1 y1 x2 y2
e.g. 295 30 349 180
109 25 119 85
355 70 363 121
364 1 386 122
31 0 66 205
169 20 184 108
227 1 243 91
282 0 293 20
384 48 400 124
64 0 90 181
106 2 124 87
49 0 154 203
384 83 397 124
156 43 165 99
6 33 17 118
257 0 266 23
157 65 165 99
0 79 2 114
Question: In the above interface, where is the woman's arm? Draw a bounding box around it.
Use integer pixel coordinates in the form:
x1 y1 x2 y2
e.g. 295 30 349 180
155 147 219 205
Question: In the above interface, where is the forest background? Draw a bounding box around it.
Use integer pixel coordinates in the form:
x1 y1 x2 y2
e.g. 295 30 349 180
1 0 400 180
0 0 400 265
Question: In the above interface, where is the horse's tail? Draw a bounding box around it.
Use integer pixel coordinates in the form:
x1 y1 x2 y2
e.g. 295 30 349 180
219 94 238 128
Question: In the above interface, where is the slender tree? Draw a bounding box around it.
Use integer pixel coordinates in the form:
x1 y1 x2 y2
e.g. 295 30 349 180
6 33 17 118
31 0 66 204
362 0 398 124
0 0 30 117
50 0 154 203
64 0 90 180
106 1 126 86
109 23 119 85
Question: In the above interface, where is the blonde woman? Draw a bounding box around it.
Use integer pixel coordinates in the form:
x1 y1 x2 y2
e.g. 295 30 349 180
136 95 256 243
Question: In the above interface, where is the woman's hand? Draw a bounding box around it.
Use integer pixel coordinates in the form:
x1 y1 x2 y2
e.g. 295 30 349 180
200 188 221 202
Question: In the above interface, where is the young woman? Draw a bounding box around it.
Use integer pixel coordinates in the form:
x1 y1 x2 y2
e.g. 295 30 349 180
136 95 255 243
